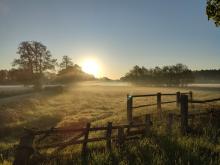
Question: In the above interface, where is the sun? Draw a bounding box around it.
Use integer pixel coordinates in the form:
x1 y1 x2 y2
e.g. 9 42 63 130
82 59 100 77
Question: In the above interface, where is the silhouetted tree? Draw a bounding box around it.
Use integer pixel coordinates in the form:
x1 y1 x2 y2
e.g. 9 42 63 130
206 0 220 26
60 55 73 70
13 41 57 89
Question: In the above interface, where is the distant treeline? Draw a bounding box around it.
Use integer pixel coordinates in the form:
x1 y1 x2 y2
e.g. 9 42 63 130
120 64 220 86
0 41 95 87
193 69 220 83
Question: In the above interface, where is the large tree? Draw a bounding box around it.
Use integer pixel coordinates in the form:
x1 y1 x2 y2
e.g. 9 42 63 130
60 55 73 70
206 0 220 26
13 41 57 88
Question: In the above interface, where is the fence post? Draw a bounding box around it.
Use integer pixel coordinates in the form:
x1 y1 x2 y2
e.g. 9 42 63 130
106 122 112 152
13 130 35 165
180 95 188 135
167 113 173 134
176 92 180 108
118 127 125 146
82 123 91 163
144 114 152 136
189 91 193 108
127 94 133 123
157 92 162 119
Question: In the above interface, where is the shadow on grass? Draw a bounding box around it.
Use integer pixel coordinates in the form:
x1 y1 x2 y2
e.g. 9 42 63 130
0 114 62 142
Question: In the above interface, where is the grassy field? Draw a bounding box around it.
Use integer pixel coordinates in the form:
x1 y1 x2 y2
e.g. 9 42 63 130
1 82 220 164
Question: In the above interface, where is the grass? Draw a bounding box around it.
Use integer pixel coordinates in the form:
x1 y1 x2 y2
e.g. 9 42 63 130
1 81 220 164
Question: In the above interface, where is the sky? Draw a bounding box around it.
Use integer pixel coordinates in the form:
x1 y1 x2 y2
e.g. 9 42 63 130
0 0 220 79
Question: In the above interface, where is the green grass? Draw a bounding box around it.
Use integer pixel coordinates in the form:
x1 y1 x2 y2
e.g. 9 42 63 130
1 82 220 164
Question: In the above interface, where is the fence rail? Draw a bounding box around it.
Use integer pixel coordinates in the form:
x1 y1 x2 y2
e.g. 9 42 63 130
12 91 220 165
13 116 153 165
170 94 220 135
190 98 220 103
127 91 193 123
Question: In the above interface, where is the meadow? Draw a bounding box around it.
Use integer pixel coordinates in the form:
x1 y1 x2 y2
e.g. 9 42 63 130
1 82 220 164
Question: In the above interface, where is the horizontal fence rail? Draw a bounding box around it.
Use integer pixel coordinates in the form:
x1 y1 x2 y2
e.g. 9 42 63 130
190 98 220 103
127 91 193 123
12 91 220 165
13 116 153 165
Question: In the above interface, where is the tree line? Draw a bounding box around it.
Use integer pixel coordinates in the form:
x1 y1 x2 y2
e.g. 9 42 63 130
120 64 194 86
120 64 220 86
0 41 95 89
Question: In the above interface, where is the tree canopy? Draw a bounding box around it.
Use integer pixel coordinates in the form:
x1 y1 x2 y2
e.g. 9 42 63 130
13 41 57 74
206 0 220 26
12 41 57 88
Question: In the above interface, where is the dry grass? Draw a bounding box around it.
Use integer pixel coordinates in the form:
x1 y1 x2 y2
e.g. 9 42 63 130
0 82 220 151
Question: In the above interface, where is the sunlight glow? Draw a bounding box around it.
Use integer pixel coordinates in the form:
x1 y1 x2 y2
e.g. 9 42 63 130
82 59 100 78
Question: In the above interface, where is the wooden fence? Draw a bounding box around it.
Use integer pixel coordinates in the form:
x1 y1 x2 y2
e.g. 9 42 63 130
127 91 193 123
170 94 220 135
13 115 153 165
12 92 220 164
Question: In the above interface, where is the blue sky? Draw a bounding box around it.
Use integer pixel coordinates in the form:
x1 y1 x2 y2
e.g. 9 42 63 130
0 0 220 79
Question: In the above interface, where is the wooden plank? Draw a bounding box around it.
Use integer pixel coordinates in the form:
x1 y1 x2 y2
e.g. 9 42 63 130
13 130 35 165
161 101 176 104
131 94 157 98
106 122 112 152
176 92 180 108
180 95 188 135
161 93 176 96
144 114 152 136
118 127 125 146
81 123 90 159
127 95 133 123
132 103 157 109
190 98 220 103
157 92 162 119
167 113 173 134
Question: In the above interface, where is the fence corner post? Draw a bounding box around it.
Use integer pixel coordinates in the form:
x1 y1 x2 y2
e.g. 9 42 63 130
144 114 152 136
127 94 133 124
180 95 188 135
13 129 35 165
106 122 112 152
118 127 125 147
176 92 180 108
82 123 91 163
189 91 193 108
167 113 173 135
157 92 162 119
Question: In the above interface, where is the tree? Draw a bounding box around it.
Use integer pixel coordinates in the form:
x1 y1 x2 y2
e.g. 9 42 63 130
0 70 8 83
13 41 57 89
206 0 220 26
60 55 73 70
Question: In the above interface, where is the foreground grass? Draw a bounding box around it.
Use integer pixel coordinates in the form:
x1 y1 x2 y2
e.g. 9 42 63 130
1 82 220 164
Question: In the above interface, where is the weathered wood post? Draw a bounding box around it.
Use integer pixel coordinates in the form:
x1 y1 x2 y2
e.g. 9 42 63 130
157 92 162 119
118 127 125 146
82 123 91 163
189 91 193 108
106 122 112 152
167 113 173 134
13 130 35 165
176 92 180 108
144 114 152 136
127 94 133 123
180 95 188 135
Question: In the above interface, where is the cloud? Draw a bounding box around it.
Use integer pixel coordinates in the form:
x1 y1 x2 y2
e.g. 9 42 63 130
0 0 9 15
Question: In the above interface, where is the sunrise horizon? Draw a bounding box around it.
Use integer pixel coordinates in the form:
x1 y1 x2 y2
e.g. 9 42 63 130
1 0 220 80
